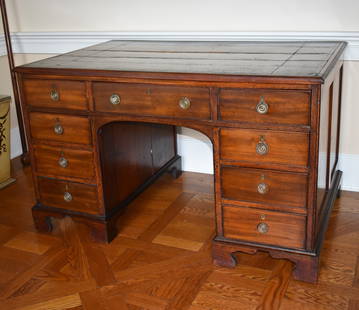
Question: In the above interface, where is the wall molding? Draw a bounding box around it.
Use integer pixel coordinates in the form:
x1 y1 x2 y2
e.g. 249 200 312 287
0 31 359 60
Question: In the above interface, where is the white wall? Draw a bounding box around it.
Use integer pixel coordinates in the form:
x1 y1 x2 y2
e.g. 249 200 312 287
5 0 359 32
341 61 359 155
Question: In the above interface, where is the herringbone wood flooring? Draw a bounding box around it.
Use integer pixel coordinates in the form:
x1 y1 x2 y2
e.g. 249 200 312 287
0 160 358 310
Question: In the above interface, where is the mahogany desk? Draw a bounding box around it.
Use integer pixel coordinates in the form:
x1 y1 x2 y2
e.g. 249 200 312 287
15 41 346 283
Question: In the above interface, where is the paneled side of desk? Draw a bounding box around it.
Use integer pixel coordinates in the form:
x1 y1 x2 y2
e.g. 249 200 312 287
15 40 346 283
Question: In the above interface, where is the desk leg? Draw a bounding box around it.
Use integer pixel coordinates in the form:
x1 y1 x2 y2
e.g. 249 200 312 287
212 240 320 283
167 155 182 179
32 204 118 243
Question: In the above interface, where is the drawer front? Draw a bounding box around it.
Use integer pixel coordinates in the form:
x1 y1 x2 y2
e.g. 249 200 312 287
219 89 310 125
23 79 88 110
220 128 309 167
29 112 91 145
93 82 211 119
33 145 94 180
38 177 100 215
223 205 305 249
221 167 308 209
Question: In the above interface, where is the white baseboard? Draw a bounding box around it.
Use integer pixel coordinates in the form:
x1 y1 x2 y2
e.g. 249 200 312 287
0 31 359 60
338 154 359 192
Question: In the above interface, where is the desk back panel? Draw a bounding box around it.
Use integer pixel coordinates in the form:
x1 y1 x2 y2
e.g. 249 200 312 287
98 122 176 213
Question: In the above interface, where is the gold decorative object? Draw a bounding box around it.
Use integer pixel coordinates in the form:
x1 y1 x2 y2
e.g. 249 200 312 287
179 97 191 110
256 135 269 155
0 95 16 189
50 89 60 101
256 96 269 114
257 222 269 234
257 182 269 194
109 93 121 105
63 191 73 202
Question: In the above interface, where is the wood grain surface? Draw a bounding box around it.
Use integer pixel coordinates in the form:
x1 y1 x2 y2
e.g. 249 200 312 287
93 82 211 120
37 177 100 215
33 144 94 181
222 205 306 249
219 88 310 126
99 122 176 212
29 112 91 145
220 128 309 168
23 79 88 110
221 166 308 210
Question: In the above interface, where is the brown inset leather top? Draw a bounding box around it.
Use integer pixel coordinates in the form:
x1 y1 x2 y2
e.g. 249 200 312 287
17 41 346 79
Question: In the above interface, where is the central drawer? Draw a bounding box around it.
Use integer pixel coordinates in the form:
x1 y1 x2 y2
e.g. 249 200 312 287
223 205 306 249
220 128 309 168
33 144 94 180
93 82 211 119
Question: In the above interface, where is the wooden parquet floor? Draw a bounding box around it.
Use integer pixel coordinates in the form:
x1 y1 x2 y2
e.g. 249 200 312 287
0 161 359 310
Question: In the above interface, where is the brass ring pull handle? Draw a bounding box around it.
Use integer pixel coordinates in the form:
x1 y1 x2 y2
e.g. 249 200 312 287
256 136 269 155
63 191 73 202
109 93 121 105
50 89 60 101
54 123 64 135
256 96 269 114
179 97 191 110
58 156 68 168
257 222 269 234
257 182 269 194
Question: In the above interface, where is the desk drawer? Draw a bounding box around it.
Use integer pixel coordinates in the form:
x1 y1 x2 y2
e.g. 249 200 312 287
219 89 310 126
29 112 91 145
34 145 94 180
223 205 305 249
38 177 100 215
220 128 309 168
23 79 88 110
221 167 308 209
93 82 210 119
